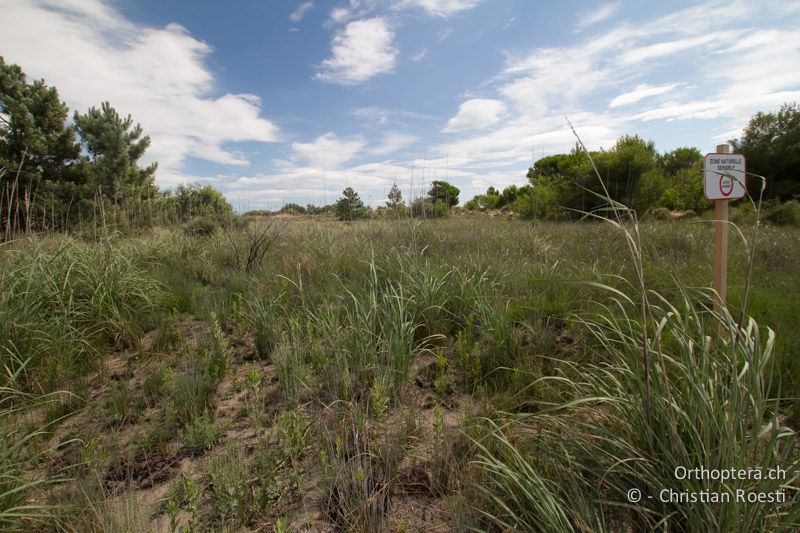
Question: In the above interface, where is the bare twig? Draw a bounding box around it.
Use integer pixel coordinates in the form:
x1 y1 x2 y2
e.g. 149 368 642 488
223 215 286 272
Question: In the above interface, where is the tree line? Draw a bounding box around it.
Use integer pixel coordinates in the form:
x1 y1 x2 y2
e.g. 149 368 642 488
0 57 233 238
306 103 799 223
466 103 799 221
3 55 797 231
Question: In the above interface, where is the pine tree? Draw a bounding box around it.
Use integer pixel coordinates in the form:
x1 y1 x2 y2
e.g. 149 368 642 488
0 56 84 235
386 182 404 209
335 187 365 221
74 101 157 204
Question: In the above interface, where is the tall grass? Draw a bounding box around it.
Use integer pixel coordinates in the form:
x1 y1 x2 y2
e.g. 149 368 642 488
0 237 163 389
1 381 78 531
469 126 799 531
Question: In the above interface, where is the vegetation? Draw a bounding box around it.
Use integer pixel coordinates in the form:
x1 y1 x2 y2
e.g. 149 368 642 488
335 186 367 220
427 179 460 208
1 57 799 530
1 210 797 530
731 102 800 200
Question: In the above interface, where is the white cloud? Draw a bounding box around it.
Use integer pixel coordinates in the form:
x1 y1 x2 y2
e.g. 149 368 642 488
369 132 418 155
316 17 398 85
328 7 351 24
227 162 397 208
351 106 437 126
395 0 482 18
291 132 365 168
499 41 622 117
575 1 621 32
444 99 507 132
0 0 280 186
609 83 681 108
431 0 800 181
289 130 415 169
411 48 428 61
289 1 313 22
618 33 729 64
353 107 390 125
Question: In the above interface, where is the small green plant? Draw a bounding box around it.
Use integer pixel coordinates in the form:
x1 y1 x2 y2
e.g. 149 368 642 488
208 443 252 527
206 313 230 380
369 377 390 421
252 436 284 509
243 365 266 427
169 367 215 424
433 349 454 398
274 517 289 532
104 381 145 426
245 365 262 396
430 404 453 496
180 410 224 455
164 475 201 532
277 408 310 462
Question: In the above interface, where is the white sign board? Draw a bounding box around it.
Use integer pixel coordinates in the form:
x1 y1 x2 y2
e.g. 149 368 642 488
704 153 746 200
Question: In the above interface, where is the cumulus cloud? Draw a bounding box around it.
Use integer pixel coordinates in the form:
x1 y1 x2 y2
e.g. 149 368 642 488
289 1 313 22
316 17 398 85
444 99 507 132
291 132 365 168
0 0 280 187
328 6 351 24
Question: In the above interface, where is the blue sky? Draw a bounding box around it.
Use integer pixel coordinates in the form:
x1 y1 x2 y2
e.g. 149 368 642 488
2 0 799 210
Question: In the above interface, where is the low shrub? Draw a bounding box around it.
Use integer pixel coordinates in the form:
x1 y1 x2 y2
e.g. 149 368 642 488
183 216 219 237
764 200 800 226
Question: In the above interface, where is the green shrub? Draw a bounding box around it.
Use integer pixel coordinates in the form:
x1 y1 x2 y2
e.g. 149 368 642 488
647 206 672 220
183 216 219 237
765 200 800 226
277 408 310 461
208 443 252 527
180 410 224 455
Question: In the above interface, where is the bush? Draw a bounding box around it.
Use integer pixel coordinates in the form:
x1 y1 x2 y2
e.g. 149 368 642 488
764 200 800 226
647 206 672 220
183 216 219 237
410 198 448 218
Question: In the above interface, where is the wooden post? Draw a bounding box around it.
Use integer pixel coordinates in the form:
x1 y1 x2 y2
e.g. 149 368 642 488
713 143 730 321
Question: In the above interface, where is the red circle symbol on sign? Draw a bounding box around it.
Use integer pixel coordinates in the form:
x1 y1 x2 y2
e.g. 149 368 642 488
719 174 734 196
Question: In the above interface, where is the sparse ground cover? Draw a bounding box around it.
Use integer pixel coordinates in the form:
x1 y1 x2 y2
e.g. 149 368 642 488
2 215 799 531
